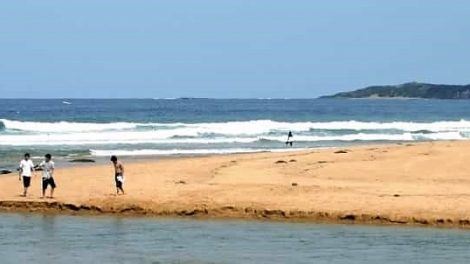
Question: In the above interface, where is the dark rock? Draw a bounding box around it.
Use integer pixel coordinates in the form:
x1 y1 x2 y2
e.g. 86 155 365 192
63 203 80 211
291 182 298 186
459 219 470 225
175 180 186 184
340 214 356 220
393 194 400 197
69 159 96 163
0 169 12 175
289 159 297 162
334 150 349 154
413 218 429 225
275 160 287 164
262 209 286 217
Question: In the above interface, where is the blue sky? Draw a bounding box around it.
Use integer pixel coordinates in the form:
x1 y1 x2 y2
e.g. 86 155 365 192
1 0 469 98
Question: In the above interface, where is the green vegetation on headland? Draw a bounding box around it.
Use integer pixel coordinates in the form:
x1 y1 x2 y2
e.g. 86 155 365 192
321 82 470 99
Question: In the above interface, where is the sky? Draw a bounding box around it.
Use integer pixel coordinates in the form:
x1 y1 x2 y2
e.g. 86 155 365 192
1 0 470 98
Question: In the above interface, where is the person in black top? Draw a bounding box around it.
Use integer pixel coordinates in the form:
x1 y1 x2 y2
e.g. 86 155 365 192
286 131 293 147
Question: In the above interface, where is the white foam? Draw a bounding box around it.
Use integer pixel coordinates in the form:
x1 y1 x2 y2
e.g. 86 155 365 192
89 148 307 156
3 118 470 134
410 131 464 140
263 134 415 142
0 119 469 146
0 131 465 146
0 131 257 145
0 119 138 132
264 132 465 142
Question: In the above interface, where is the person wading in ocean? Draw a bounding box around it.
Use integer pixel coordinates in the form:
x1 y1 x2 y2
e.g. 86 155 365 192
286 131 294 147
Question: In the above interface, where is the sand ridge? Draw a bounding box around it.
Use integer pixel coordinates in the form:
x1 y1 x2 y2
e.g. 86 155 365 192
2 141 470 228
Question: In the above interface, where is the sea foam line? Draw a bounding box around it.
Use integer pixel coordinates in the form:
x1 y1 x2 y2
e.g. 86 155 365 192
3 119 470 134
0 131 465 146
89 148 308 156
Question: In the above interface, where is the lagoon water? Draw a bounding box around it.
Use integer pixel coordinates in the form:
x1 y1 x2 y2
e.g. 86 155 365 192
1 213 470 264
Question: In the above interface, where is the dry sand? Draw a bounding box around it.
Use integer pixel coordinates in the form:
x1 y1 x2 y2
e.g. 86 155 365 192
2 141 470 228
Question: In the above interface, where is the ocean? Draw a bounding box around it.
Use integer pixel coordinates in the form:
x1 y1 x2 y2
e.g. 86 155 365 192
1 212 470 264
2 98 470 169
3 99 470 263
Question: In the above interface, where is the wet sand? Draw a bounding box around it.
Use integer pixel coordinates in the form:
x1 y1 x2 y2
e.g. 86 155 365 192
2 141 470 228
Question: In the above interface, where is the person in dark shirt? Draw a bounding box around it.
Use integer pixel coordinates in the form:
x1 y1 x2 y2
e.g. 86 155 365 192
286 131 294 147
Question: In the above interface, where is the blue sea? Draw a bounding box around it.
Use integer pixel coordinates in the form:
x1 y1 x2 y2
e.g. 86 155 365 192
2 98 470 169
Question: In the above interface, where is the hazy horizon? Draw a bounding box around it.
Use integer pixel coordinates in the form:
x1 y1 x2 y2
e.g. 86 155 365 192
3 80 470 99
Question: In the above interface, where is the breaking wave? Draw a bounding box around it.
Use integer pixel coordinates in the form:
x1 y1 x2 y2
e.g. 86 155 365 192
0 119 469 147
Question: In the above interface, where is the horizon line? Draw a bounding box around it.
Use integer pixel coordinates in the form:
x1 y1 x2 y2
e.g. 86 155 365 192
0 97 324 100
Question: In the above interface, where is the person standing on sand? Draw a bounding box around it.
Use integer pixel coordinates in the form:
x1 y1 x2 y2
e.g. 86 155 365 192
38 154 56 199
286 131 294 147
110 155 125 195
18 153 35 197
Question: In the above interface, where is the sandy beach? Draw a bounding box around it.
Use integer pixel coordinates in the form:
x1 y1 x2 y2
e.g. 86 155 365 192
2 141 470 228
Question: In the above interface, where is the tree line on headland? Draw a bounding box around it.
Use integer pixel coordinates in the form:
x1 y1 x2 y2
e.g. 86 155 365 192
321 82 470 99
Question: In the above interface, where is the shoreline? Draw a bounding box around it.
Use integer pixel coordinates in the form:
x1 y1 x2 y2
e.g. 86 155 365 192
0 147 315 173
0 200 466 229
2 141 470 229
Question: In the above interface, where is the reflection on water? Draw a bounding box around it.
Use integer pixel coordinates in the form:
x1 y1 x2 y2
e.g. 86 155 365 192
1 212 470 264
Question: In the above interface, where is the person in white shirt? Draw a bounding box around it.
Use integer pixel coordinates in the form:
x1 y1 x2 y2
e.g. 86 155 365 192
38 153 56 199
18 153 35 197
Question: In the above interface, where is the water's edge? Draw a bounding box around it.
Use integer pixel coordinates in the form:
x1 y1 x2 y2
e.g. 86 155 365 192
1 200 468 230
